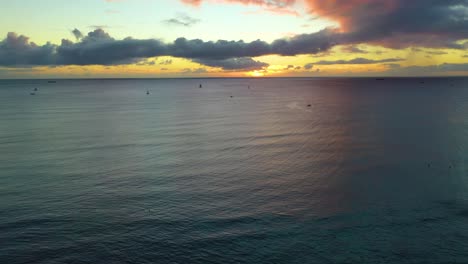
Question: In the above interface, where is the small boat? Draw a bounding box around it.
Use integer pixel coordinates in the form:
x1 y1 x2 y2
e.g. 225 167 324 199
146 90 150 95
30 92 36 95
34 88 38 91
307 104 311 107
199 84 202 88
48 80 56 83
230 95 233 98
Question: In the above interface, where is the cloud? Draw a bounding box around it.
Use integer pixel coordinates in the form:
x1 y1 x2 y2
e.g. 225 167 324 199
181 0 295 8
181 0 467 50
389 63 468 75
181 67 208 73
159 59 173 65
304 0 468 49
193 57 268 70
100 0 467 56
163 14 200 27
136 60 156 66
0 28 392 68
0 32 56 66
425 51 448 55
313 57 403 65
304 63 313 70
384 63 401 69
243 6 300 16
71 28 83 40
193 68 208 73
56 29 166 65
182 0 298 16
0 18 464 70
89 25 111 30
341 45 368 54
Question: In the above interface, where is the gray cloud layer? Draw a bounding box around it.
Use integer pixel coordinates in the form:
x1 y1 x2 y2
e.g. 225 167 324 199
1 0 467 70
314 57 403 65
0 28 338 69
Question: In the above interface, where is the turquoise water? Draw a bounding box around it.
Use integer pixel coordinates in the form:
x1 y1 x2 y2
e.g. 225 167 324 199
1 78 468 263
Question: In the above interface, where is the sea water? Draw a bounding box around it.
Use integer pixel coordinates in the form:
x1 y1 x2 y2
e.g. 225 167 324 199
1 77 468 263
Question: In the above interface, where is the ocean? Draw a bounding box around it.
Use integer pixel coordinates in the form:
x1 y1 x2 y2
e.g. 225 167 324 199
1 77 468 263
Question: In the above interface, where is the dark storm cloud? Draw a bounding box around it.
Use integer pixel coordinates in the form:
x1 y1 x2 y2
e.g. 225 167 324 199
313 57 403 65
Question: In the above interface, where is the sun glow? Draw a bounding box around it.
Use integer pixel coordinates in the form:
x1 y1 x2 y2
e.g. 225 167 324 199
248 70 266 77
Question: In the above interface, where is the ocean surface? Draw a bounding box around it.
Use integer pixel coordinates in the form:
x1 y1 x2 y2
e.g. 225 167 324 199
1 77 468 264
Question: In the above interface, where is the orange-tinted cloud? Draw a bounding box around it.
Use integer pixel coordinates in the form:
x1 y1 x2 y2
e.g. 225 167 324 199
304 0 397 31
181 0 298 15
304 0 468 49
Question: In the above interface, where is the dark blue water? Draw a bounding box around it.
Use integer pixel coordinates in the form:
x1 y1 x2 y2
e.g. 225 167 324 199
1 77 468 263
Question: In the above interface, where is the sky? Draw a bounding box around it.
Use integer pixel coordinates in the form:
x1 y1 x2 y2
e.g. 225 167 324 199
0 0 467 78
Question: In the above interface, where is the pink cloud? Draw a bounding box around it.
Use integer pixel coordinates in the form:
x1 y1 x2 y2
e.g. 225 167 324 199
181 0 296 9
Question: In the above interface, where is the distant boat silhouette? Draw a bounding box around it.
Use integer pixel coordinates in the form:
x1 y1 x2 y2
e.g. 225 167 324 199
146 90 150 95
307 104 311 107
30 92 36 95
48 81 56 83
199 84 202 88
34 88 38 91
230 96 233 98
376 78 385 81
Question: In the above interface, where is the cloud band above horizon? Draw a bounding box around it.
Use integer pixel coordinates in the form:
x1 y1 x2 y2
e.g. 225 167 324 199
0 0 467 71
